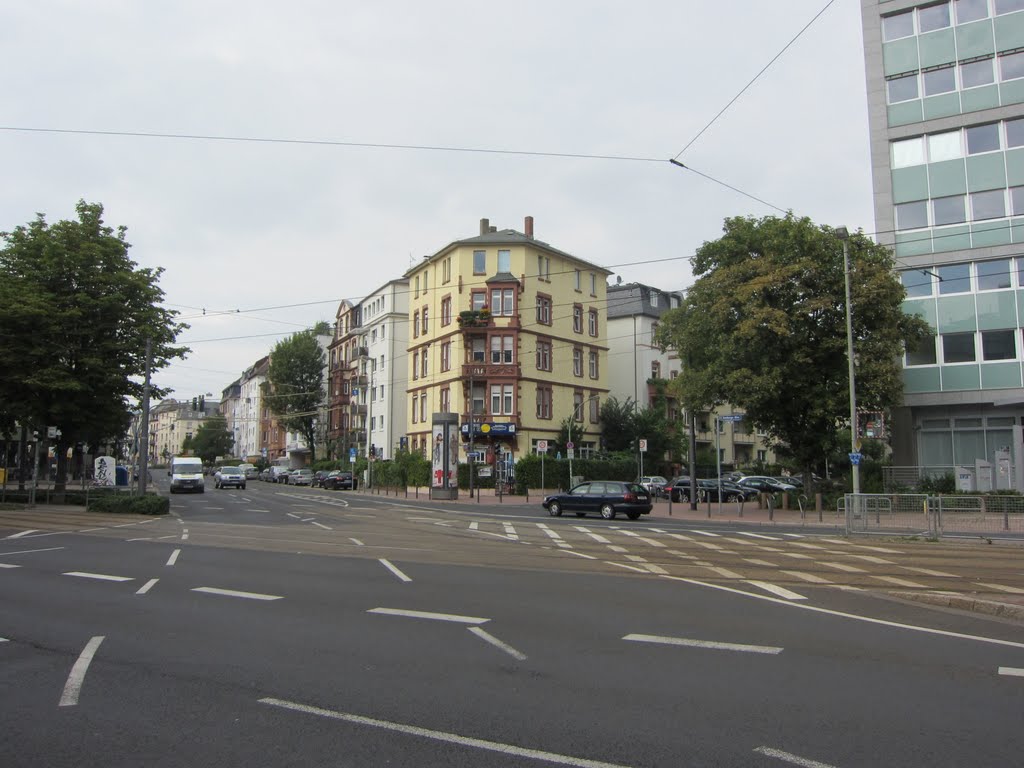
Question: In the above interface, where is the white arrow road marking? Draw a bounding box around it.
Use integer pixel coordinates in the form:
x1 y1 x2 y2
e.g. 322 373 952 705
746 581 807 601
59 636 105 707
753 746 838 768
999 667 1024 677
259 697 632 768
379 559 412 583
623 633 782 655
63 572 133 582
367 608 489 624
191 587 283 601
468 627 527 661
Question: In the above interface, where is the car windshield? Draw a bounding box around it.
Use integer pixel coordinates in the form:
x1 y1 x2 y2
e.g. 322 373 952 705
221 467 241 475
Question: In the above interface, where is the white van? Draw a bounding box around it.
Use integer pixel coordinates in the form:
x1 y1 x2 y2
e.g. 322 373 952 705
169 456 205 494
238 463 258 479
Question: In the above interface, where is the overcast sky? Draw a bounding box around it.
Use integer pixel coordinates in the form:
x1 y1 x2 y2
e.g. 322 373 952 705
1 0 872 402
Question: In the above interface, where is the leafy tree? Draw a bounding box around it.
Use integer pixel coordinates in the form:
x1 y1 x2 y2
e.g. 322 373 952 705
599 396 636 452
655 214 929 489
0 201 187 490
183 417 234 465
310 320 331 336
265 330 325 462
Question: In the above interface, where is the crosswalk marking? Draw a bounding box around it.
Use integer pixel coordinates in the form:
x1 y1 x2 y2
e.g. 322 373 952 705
469 522 479 530
574 526 610 544
782 570 833 584
743 559 778 567
535 523 572 548
736 532 782 541
848 554 896 565
618 531 665 547
975 582 1024 594
690 530 721 537
746 581 806 601
871 575 928 588
502 523 518 540
790 542 827 550
667 550 698 560
607 545 628 553
820 561 866 573
901 566 957 578
780 552 814 560
663 533 695 542
704 566 743 579
694 541 724 551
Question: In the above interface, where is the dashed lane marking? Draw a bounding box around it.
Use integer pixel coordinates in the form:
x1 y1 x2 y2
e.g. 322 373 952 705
6 530 39 539
624 633 782 655
820 561 866 573
999 667 1024 677
753 746 838 768
192 587 283 601
367 607 488 624
0 546 64 556
746 581 807 601
468 627 527 661
737 532 782 541
782 571 833 584
166 549 180 566
690 530 721 537
312 522 333 530
350 538 365 546
63 571 133 582
136 578 159 595
0 563 21 569
379 559 412 583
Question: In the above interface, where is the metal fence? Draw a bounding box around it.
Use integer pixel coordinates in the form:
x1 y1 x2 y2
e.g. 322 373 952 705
842 493 1024 538
883 465 1018 493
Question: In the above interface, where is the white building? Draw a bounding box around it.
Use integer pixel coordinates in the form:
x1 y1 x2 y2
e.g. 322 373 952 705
238 356 268 461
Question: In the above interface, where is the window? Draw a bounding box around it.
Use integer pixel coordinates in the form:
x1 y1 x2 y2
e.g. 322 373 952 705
574 269 581 291
422 306 429 333
919 2 951 32
901 270 933 297
414 275 420 298
928 131 962 161
923 66 956 96
442 257 451 284
471 382 485 415
650 292 659 307
588 350 599 379
588 395 599 424
906 335 936 366
892 137 925 168
1011 186 1024 215
536 340 552 371
537 255 550 280
652 361 662 379
933 195 967 225
440 387 450 412
411 394 418 423
971 189 1006 220
536 386 552 419
412 351 419 379
967 124 1000 154
961 58 995 88
573 391 584 419
573 305 583 333
497 249 510 273
441 341 451 372
413 311 420 338
441 296 452 326
1000 51 1024 81
997 0 1024 13
983 330 1016 360
471 337 486 362
1007 119 1024 148
957 0 990 23
887 74 919 103
573 347 583 377
938 263 971 293
420 393 426 422
421 347 428 377
943 332 976 362
977 259 1011 290
490 288 514 316
473 250 486 274
588 309 598 336
536 295 552 325
896 200 928 229
471 291 487 311
883 11 914 41
503 385 513 415
490 335 514 364
589 273 596 295
491 385 513 415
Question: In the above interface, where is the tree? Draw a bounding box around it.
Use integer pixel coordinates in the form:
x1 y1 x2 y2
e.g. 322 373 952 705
599 396 636 452
265 330 325 462
184 417 234 465
655 213 929 488
0 201 188 490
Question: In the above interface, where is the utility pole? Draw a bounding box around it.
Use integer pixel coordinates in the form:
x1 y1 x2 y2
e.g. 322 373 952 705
468 371 474 499
138 338 152 495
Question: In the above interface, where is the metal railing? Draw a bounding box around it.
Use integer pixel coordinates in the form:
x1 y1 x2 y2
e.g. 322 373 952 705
842 493 1024 538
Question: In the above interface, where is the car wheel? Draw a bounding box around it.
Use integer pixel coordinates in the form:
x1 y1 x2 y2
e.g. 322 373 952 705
726 493 740 502
241 484 246 490
548 501 562 517
199 487 205 493
575 512 586 518
600 503 616 520
626 511 641 520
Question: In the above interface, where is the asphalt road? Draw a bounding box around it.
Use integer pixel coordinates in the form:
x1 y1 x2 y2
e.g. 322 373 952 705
1 479 1023 767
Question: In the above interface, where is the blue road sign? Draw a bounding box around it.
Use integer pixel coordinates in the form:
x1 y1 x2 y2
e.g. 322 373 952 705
849 452 862 465
719 415 743 422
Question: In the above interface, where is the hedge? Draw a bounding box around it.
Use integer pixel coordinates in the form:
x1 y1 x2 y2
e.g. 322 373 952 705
86 493 169 515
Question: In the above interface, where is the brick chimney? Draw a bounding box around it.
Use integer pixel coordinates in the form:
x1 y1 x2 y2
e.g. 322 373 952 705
525 216 534 238
480 218 489 235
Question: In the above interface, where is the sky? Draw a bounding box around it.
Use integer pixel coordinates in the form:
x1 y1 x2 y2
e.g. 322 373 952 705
0 0 874 402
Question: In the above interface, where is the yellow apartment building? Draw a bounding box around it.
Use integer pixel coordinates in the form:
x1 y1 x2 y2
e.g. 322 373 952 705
404 216 612 474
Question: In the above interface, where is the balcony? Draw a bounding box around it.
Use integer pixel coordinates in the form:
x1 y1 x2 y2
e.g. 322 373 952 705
456 309 492 329
355 346 370 358
350 402 367 415
352 374 368 386
461 362 521 379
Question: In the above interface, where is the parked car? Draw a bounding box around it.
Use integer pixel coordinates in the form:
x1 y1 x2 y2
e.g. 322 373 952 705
214 465 246 490
737 476 798 494
322 470 355 490
289 468 314 486
542 481 652 520
666 476 693 502
694 479 759 503
269 466 292 483
639 475 669 497
258 469 271 482
311 470 331 488
238 463 258 480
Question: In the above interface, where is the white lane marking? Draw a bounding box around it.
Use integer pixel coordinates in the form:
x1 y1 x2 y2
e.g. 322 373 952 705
975 582 1024 594
199 507 225 511
690 530 721 537
0 637 7 642
668 550 698 560
623 633 782 655
181 532 189 541
744 559 778 567
790 542 826 550
607 561 648 573
469 522 479 530
166 549 181 566
286 513 300 519
259 697 631 768
617 531 665 547
248 508 271 512
6 530 39 539
737 532 781 541
852 545 902 554
781 534 804 538
848 554 895 565
999 667 1024 677
781 552 813 560
349 538 365 546
502 523 519 540
63 571 133 582
301 518 317 522
191 587 283 601
561 549 598 560
660 575 1024 650
705 566 743 579
0 546 65 556
575 527 611 544
663 532 695 542
59 635 105 707
368 607 488 624
753 746 838 768
821 539 849 545
871 575 928 588
78 528 107 533
783 571 833 584
624 555 648 563
468 627 527 661
536 523 572 548
642 563 669 575
901 566 957 578
695 541 723 551
312 522 332 530
747 581 807 601
607 545 628 553
820 561 866 573
0 563 21 569
136 578 159 595
379 559 412 583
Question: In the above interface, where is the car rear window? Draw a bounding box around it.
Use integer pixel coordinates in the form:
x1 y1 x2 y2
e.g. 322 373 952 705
626 483 647 494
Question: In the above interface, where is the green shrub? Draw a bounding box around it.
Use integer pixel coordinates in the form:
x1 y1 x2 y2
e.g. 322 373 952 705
918 473 956 495
87 493 169 515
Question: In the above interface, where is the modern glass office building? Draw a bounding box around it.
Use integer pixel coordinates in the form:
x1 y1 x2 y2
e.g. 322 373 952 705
862 0 1024 480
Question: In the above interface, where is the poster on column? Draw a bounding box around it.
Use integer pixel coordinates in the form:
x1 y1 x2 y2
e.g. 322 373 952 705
431 423 445 487
447 421 459 489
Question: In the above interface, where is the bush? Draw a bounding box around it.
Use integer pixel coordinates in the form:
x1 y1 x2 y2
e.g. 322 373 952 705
87 493 169 515
918 472 956 495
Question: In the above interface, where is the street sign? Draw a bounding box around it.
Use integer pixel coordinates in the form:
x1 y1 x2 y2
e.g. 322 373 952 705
349 447 357 465
719 415 743 422
638 439 648 452
849 452 862 465
567 448 575 459
566 441 574 449
537 440 548 453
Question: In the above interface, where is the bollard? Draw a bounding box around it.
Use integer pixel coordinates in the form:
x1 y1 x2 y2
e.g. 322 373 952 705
816 492 823 522
767 493 774 521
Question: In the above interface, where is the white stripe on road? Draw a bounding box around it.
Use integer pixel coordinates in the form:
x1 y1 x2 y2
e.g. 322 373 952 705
59 635 105 707
63 571 133 582
623 633 782 655
259 697 632 768
166 549 180 566
901 566 957 578
975 582 1024 594
695 541 723 551
536 523 572 548
607 545 628 553
379 559 412 583
737 532 782 540
705 566 743 579
6 530 39 539
744 559 778 567
469 522 479 530
846 554 895 564
367 607 488 624
753 746 838 768
667 550 698 560
561 549 598 560
468 627 527 661
606 561 648 573
663 532 695 542
286 513 300 519
999 666 1024 677
746 581 807 601
191 587 283 601
690 530 721 537
617 531 665 547
349 538 365 546
782 571 833 584
0 563 21 569
312 522 333 530
136 578 159 595
870 575 928 588
790 542 826 550
820 561 866 573
503 523 519 540
0 546 65 556
781 552 814 560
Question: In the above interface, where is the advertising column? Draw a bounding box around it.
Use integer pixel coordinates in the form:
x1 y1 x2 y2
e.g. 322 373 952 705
430 412 460 500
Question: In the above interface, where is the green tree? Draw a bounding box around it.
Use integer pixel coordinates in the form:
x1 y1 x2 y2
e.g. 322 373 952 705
0 201 187 489
184 417 235 465
599 396 636 452
265 330 325 462
655 213 929 489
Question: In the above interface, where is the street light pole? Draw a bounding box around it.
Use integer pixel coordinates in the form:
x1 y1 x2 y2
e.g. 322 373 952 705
837 226 860 496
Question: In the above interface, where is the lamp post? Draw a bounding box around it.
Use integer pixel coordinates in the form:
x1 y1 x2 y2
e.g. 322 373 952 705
568 394 601 487
836 226 860 496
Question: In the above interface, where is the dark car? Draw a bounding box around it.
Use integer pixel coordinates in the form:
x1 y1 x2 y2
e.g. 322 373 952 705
667 476 694 502
694 479 759 503
311 470 331 488
542 481 652 520
323 470 355 490
737 476 798 494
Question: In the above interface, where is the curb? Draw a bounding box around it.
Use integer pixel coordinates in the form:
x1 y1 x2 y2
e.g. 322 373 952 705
887 590 1024 622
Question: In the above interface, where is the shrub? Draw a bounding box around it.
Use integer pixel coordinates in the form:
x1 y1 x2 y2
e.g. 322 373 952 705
87 493 169 515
